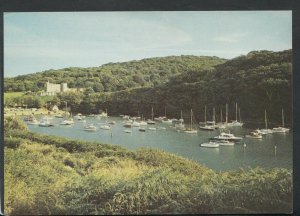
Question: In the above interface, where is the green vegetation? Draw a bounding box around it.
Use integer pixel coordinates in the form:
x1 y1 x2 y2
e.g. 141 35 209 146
4 92 24 102
4 55 225 93
5 117 293 214
4 49 292 126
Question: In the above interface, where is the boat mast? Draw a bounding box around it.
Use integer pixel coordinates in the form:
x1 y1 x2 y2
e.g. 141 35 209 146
282 108 285 127
265 109 267 129
220 108 223 123
204 105 207 123
181 110 183 119
151 107 154 121
213 107 215 122
235 103 238 121
65 101 67 117
191 109 193 129
226 103 228 123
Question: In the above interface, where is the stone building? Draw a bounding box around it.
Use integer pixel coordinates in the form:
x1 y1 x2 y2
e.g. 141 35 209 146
40 81 85 96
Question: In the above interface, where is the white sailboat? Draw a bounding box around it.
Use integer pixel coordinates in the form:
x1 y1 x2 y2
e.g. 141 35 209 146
84 123 97 131
259 110 273 134
174 110 185 130
229 103 243 127
132 121 141 127
147 107 155 124
60 103 74 125
272 109 290 133
139 114 148 126
216 107 226 129
39 116 54 127
184 109 198 134
199 105 215 131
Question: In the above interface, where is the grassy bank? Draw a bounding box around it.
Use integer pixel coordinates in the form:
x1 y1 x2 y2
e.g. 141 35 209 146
4 117 293 215
4 92 24 100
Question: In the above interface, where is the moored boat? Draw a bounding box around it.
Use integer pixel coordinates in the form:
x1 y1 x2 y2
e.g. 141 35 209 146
27 118 39 125
272 109 289 133
99 125 111 130
199 125 215 131
245 131 263 139
200 141 219 148
227 103 243 127
215 140 235 146
184 109 198 134
84 124 97 131
124 123 132 128
60 119 74 125
139 127 146 132
132 121 141 127
210 132 242 142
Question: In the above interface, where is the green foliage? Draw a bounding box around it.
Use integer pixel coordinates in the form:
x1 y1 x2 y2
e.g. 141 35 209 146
83 49 292 126
4 56 225 93
4 50 292 126
4 116 28 134
4 117 293 215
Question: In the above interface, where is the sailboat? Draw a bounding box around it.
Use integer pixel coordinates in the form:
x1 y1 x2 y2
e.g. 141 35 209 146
272 109 290 133
217 107 226 129
161 107 172 124
147 107 155 124
259 110 273 134
229 103 243 127
60 102 74 125
199 105 215 131
27 116 39 125
175 110 185 130
184 109 198 134
39 116 54 127
139 114 148 126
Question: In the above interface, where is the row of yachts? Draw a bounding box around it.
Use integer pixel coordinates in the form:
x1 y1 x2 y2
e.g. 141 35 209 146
23 110 289 139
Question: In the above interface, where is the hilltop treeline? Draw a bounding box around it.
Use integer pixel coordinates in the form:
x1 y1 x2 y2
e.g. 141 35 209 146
4 56 225 92
62 50 292 126
5 116 293 215
5 50 292 126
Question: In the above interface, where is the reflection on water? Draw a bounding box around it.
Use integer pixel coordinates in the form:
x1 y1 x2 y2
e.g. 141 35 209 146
26 116 292 171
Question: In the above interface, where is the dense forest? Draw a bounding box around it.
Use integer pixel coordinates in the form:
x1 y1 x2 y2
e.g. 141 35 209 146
4 116 292 214
4 55 225 92
4 49 292 126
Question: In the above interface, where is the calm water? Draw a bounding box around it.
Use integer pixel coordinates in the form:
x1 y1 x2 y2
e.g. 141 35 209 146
26 116 293 171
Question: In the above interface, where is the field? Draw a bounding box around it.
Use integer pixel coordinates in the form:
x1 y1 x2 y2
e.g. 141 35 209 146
4 92 24 102
4 116 293 215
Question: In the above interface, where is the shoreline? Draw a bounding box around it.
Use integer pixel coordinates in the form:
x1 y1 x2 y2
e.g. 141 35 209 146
4 108 67 117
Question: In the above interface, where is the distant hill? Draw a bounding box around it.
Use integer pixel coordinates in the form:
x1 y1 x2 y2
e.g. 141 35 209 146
85 49 292 125
4 55 226 92
4 49 292 125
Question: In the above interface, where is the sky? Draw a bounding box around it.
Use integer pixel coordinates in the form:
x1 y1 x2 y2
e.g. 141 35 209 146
4 11 292 77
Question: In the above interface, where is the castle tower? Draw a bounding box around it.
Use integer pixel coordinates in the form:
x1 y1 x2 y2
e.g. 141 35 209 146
60 83 68 92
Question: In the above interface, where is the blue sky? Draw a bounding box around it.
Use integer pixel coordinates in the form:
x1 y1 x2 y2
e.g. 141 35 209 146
4 11 292 77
